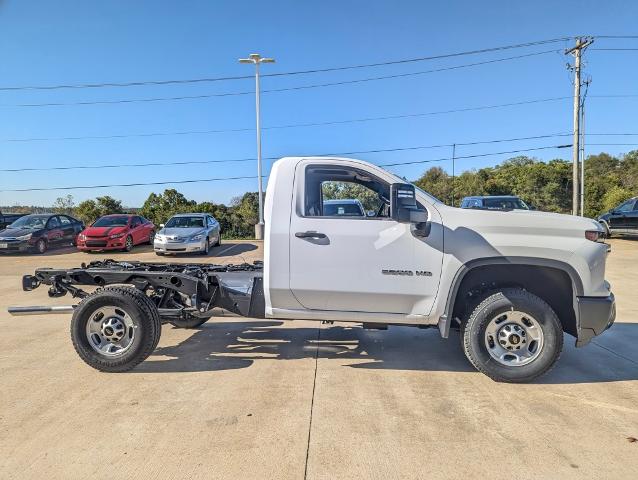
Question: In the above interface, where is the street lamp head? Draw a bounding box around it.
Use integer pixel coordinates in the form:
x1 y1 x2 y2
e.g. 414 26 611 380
260 58 275 64
239 53 275 65
238 58 254 64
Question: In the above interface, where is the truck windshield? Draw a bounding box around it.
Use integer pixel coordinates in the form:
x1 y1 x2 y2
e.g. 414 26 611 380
93 216 129 227
165 217 205 228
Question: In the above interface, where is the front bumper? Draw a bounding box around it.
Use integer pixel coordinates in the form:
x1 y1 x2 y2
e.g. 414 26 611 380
575 293 616 347
154 238 205 253
77 237 125 250
0 240 33 252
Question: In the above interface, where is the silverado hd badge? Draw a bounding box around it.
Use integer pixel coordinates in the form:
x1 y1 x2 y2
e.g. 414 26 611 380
382 269 433 276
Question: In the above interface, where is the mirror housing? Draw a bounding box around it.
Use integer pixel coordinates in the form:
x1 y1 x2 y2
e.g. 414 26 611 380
160 223 165 228
390 183 430 236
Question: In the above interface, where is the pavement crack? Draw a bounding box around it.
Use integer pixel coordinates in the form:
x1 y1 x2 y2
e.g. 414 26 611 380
590 340 638 366
303 325 321 480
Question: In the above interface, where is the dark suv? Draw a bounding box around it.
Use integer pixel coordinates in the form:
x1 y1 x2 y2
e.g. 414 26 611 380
460 195 531 211
598 197 638 237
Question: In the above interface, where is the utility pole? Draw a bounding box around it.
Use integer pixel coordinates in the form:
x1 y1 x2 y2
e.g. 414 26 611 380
565 37 593 216
239 53 275 240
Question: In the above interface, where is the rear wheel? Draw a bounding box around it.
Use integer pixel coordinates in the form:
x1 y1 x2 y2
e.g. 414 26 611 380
70 286 161 372
461 288 563 383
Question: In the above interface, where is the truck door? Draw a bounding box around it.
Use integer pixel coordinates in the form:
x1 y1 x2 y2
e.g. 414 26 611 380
288 161 443 316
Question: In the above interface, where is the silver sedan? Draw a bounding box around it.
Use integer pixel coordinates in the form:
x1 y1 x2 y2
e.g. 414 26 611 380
154 213 221 255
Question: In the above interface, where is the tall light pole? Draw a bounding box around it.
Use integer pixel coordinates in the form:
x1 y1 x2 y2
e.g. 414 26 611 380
239 53 275 240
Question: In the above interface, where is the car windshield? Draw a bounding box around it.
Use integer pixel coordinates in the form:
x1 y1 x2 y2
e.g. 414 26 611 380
483 198 529 210
165 216 205 228
93 216 129 227
323 203 364 216
8 215 50 229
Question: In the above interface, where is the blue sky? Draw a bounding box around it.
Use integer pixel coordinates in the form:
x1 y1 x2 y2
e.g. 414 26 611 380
0 0 636 207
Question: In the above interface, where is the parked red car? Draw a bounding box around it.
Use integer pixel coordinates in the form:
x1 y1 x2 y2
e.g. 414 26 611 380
76 214 155 252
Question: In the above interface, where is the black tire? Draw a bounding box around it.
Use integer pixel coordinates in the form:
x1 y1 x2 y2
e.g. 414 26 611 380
155 251 165 256
148 230 155 245
200 237 209 255
70 286 161 372
461 288 563 383
169 316 209 329
123 235 133 252
214 234 221 247
34 238 47 254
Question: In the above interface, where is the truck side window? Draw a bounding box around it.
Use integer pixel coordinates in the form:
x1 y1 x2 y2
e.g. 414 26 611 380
304 165 390 218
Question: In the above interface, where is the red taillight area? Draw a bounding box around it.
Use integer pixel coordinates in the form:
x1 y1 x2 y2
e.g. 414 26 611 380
585 230 602 242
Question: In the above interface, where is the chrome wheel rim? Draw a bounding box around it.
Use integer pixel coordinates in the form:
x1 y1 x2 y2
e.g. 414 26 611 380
37 240 46 253
85 306 137 357
484 310 544 366
125 236 133 251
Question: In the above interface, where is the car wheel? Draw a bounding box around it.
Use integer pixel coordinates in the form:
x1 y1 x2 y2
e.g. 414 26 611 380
148 230 155 245
461 287 563 383
155 251 165 256
123 235 133 252
214 234 221 247
200 237 210 255
34 239 47 254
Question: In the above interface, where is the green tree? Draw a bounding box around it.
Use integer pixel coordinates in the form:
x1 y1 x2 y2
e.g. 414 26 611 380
52 195 75 215
601 186 634 213
74 196 123 224
140 189 196 225
321 181 380 211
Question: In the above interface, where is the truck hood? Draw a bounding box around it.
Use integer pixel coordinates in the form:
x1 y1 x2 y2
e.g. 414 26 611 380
83 226 128 237
437 205 603 262
448 207 601 237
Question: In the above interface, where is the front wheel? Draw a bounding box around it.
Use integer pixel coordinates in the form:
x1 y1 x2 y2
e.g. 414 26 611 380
70 286 161 372
123 235 133 252
461 288 563 383
200 237 210 255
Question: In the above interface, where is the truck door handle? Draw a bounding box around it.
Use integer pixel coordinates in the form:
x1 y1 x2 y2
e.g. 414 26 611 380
295 231 327 239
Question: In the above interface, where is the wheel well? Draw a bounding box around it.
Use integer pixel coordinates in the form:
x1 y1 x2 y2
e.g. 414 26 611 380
451 264 577 337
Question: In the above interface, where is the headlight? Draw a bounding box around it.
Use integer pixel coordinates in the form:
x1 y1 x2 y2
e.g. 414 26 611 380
109 233 125 239
190 234 204 241
154 235 163 242
16 233 32 241
78 233 86 240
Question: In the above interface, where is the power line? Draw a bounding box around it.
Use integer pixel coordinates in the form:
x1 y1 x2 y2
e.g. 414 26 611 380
0 144 572 192
0 133 573 173
0 38 572 92
378 145 571 167
0 51 561 108
0 96 575 143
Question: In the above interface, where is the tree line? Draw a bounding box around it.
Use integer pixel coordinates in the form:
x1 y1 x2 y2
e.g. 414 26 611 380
4 150 636 233
19 189 261 239
414 150 638 217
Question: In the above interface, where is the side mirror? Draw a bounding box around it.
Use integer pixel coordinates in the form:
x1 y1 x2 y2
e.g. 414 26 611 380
390 183 430 237
366 210 376 217
160 223 165 228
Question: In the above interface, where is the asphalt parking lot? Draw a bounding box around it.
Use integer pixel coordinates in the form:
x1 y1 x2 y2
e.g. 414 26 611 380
1 239 637 479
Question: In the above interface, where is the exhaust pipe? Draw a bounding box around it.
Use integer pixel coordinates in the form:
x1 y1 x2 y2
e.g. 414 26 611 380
7 305 76 316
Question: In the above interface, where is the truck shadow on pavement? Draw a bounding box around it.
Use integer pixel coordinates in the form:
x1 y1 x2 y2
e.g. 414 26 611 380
134 320 638 384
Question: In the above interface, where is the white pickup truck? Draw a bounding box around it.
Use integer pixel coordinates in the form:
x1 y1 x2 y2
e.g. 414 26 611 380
11 156 616 382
